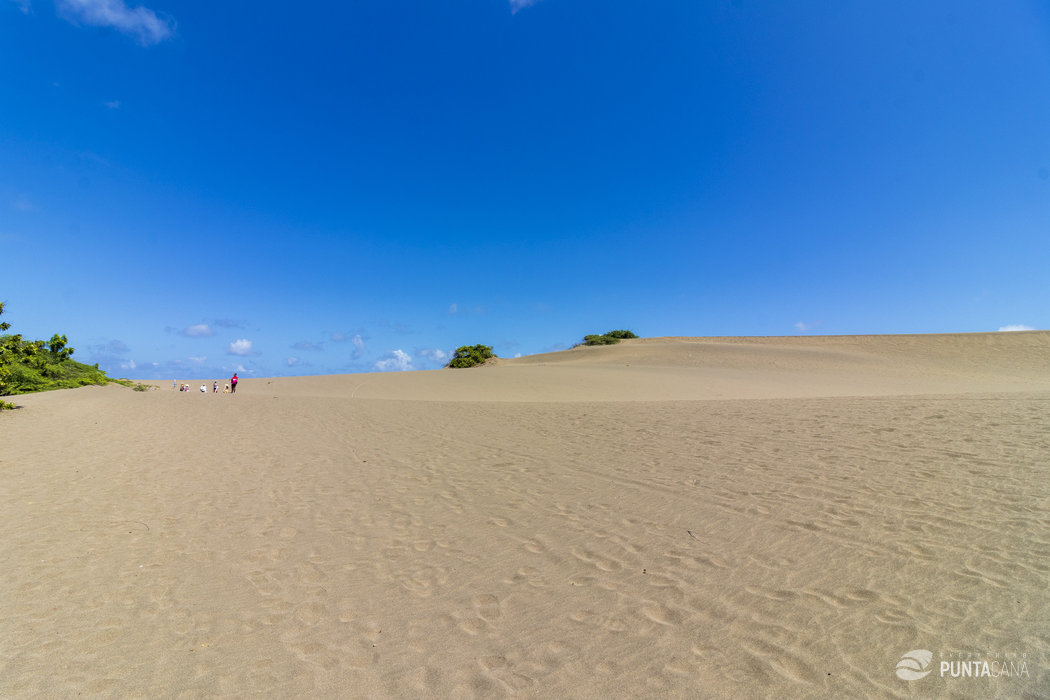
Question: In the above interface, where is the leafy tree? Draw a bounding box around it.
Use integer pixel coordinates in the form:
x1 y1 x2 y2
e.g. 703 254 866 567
447 344 496 368
0 304 8 398
48 333 74 360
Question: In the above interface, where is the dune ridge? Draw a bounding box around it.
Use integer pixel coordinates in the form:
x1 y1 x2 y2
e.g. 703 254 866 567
262 331 1050 402
1 333 1047 698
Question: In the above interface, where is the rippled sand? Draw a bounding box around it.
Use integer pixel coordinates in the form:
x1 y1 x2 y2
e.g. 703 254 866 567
2 333 1048 698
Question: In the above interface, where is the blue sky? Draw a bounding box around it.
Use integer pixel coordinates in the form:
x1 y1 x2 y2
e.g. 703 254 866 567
2 0 1048 379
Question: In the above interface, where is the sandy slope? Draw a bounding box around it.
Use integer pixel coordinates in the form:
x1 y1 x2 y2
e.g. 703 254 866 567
1 333 1047 698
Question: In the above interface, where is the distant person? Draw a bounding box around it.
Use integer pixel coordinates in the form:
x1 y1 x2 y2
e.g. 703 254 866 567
213 380 218 393
200 384 206 393
224 383 230 394
172 379 177 391
231 373 238 394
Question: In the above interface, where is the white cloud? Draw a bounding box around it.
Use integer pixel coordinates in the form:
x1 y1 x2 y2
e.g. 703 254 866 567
120 359 136 370
330 331 366 359
997 324 1035 332
509 0 541 13
188 356 206 364
57 0 175 45
227 338 254 356
418 348 451 364
374 349 413 372
182 323 213 337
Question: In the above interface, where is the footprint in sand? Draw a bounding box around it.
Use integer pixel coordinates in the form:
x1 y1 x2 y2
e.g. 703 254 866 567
479 655 534 691
571 547 623 572
456 594 503 634
640 603 682 627
473 594 502 621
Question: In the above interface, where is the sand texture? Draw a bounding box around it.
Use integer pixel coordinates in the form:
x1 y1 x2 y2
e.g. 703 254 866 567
2 333 1048 698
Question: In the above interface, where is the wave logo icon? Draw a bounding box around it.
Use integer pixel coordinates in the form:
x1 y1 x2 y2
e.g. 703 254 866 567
896 649 934 680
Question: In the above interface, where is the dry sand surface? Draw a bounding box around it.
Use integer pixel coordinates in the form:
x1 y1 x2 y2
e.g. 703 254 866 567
2 332 1048 698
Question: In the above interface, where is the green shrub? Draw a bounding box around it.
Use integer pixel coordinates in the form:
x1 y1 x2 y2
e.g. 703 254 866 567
0 304 114 400
581 329 638 346
447 344 496 368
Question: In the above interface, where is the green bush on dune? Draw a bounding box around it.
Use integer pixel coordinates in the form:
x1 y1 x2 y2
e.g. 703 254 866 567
581 329 638 346
446 344 496 368
0 301 122 409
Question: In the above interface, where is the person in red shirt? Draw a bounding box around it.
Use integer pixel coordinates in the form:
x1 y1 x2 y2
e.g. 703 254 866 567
231 373 238 394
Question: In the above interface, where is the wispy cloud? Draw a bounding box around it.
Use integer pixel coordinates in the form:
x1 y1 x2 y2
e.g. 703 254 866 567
509 0 541 14
332 331 366 359
105 339 130 354
997 324 1035 332
104 99 120 109
57 0 175 46
182 323 213 338
292 340 324 352
227 338 254 356
11 0 31 15
447 303 458 315
82 338 133 373
11 194 36 212
418 348 451 365
794 321 821 333
374 349 413 372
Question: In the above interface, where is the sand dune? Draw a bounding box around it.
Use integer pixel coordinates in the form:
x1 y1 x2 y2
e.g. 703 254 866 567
1 333 1048 698
267 331 1049 402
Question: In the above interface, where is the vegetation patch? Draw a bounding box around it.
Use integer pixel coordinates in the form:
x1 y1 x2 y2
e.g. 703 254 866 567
580 329 638 346
0 301 126 409
446 344 496 368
